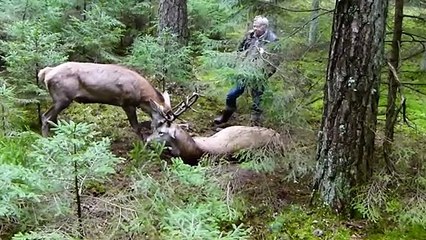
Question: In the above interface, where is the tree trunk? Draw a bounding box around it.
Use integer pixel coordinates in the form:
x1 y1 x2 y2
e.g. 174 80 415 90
158 0 189 45
313 0 388 213
308 0 320 46
421 51 426 71
384 0 404 173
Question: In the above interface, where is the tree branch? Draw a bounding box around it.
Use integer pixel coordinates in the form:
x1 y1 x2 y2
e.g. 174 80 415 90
387 62 413 128
401 82 426 86
404 84 426 96
305 96 323 106
401 44 425 60
287 10 334 38
402 31 426 40
403 14 426 21
263 3 333 13
386 31 426 41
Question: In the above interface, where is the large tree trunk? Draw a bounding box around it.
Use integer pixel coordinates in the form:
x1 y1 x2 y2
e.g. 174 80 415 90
313 0 388 213
158 0 189 45
384 0 404 173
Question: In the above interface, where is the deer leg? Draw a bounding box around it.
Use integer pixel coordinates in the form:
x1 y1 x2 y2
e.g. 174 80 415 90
41 106 55 137
122 106 143 138
41 100 71 137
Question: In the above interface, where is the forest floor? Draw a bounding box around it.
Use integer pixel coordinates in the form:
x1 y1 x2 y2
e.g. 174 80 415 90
99 98 366 239
21 86 414 239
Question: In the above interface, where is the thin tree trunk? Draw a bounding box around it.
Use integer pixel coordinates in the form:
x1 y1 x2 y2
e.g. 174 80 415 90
384 0 404 173
421 51 426 71
308 0 320 46
312 0 388 213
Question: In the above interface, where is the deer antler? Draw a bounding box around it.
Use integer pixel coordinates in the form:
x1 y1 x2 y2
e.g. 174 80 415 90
166 92 199 121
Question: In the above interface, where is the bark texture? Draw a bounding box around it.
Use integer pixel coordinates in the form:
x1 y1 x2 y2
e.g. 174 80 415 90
158 0 189 45
313 0 388 213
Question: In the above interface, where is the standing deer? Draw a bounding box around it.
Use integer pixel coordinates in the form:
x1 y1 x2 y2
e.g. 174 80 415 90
38 61 174 138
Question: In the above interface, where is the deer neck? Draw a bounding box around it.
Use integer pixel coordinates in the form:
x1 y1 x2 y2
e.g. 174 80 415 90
174 128 205 165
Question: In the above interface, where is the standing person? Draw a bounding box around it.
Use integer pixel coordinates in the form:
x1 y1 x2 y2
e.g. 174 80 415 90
213 15 278 126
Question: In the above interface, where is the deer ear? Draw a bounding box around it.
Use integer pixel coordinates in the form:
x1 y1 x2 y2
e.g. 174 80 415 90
168 126 177 139
163 91 171 109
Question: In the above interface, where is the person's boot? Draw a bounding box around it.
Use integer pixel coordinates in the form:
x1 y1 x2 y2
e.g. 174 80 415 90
214 107 235 124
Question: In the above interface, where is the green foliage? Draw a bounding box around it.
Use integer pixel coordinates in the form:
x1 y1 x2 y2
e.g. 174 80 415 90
30 120 123 191
352 175 392 223
399 197 426 227
0 81 28 134
96 0 151 18
0 131 42 225
237 148 278 173
129 140 165 168
262 87 313 128
12 230 75 240
0 163 46 220
198 50 240 83
0 0 424 239
63 4 125 62
188 0 240 49
124 31 193 88
268 205 351 240
352 133 426 227
126 158 250 239
0 0 70 24
349 132 426 238
200 44 278 90
0 120 122 238
0 131 38 165
367 224 426 240
1 19 69 98
60 104 133 139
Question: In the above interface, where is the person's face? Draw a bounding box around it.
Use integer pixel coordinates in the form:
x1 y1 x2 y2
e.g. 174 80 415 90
253 23 267 36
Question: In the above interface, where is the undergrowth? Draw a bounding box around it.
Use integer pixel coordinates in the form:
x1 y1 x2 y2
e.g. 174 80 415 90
351 133 426 239
268 205 352 240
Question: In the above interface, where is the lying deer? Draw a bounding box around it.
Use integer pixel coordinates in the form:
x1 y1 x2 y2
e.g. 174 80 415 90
38 61 174 138
146 120 283 165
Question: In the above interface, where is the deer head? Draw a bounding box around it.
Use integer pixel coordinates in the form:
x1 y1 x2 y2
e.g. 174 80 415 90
147 92 200 156
146 121 182 156
150 92 199 126
149 91 174 129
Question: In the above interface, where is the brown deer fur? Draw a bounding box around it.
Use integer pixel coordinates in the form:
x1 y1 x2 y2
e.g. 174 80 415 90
38 61 172 137
147 122 283 165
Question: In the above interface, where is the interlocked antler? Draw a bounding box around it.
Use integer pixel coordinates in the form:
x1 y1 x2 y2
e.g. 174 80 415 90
164 92 199 122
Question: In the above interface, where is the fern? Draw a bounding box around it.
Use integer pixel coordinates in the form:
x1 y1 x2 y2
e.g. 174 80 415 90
352 175 391 223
